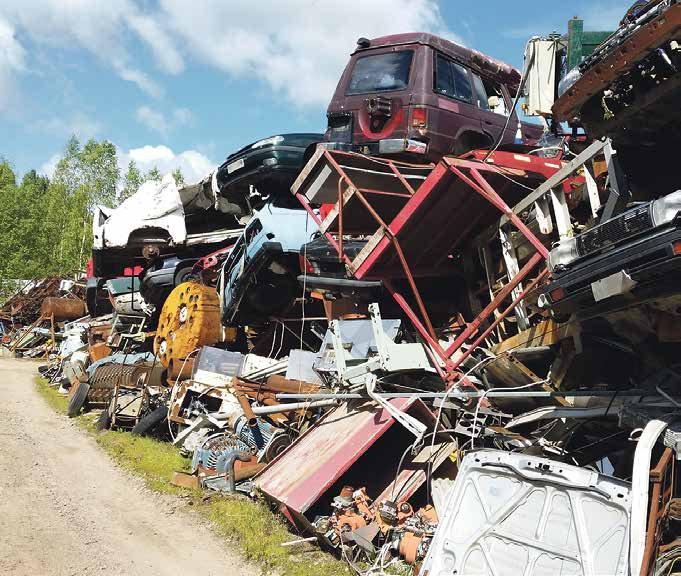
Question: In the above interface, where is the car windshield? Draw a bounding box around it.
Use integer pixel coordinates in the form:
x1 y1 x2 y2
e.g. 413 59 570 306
346 50 414 95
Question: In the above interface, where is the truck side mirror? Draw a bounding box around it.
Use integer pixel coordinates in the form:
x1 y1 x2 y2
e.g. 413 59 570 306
488 95 501 109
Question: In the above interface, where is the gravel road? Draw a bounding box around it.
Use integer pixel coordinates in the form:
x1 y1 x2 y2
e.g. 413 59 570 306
0 358 258 576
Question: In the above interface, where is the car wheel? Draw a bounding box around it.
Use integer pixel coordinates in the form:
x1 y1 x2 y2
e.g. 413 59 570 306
131 405 168 436
174 267 195 286
67 382 90 418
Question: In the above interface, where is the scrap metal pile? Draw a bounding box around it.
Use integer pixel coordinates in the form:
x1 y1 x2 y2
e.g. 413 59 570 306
5 4 681 574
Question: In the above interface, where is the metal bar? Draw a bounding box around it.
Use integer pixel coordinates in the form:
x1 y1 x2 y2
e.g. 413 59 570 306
274 390 674 400
295 193 353 267
350 188 437 339
251 399 338 415
356 187 412 198
337 177 343 259
465 167 549 258
387 160 417 195
448 268 548 372
499 139 608 226
444 252 544 358
384 280 455 370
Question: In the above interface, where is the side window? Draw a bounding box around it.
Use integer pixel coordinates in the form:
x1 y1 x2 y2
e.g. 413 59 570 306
435 54 455 97
481 76 509 116
472 73 490 110
451 62 472 103
434 54 473 103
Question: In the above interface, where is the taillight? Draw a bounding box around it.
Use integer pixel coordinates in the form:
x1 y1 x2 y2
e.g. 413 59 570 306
411 107 428 129
299 254 319 275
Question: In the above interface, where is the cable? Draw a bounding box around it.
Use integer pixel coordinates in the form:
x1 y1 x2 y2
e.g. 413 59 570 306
483 38 536 162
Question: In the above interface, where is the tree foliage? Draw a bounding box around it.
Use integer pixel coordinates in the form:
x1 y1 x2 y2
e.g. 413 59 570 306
0 135 189 295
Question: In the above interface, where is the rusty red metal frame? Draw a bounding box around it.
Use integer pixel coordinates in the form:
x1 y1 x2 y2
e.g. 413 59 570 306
640 447 675 576
294 149 550 381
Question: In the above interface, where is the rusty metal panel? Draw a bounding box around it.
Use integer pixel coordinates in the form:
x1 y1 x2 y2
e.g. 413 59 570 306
255 398 446 518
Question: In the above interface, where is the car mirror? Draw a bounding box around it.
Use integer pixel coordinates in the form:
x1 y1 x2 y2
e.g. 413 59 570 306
488 95 501 109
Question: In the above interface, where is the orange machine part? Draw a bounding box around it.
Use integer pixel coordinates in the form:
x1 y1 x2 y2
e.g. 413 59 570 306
154 282 221 369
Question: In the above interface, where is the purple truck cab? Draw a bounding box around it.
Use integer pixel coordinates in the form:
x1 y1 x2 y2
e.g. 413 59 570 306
325 33 542 162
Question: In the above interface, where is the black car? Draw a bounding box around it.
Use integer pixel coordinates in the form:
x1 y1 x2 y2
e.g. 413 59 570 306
541 190 681 317
215 133 323 216
298 234 382 299
139 255 201 309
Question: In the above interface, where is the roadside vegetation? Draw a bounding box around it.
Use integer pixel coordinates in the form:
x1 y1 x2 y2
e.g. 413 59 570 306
34 376 349 576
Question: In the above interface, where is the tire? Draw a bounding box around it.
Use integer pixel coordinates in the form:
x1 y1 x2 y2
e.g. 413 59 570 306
131 405 168 436
174 267 194 286
96 407 112 431
67 382 90 418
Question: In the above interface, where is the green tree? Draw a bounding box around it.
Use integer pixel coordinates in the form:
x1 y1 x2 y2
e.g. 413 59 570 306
172 167 185 186
145 166 162 182
121 160 143 201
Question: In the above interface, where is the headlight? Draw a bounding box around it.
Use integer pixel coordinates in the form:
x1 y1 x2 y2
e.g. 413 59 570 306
651 190 681 227
548 237 579 272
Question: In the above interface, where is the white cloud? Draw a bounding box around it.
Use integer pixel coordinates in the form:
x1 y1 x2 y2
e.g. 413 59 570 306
0 1 175 99
0 16 26 111
158 0 456 106
41 143 215 184
122 144 214 182
1 0 460 108
135 105 193 135
126 13 184 74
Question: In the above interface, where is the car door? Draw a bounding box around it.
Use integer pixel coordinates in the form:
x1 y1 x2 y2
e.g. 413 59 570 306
472 71 516 146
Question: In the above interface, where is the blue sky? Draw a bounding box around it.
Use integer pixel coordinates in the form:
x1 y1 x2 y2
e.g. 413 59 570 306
0 0 631 183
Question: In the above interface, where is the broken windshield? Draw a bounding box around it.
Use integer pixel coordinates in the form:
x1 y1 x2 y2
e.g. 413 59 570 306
346 50 414 95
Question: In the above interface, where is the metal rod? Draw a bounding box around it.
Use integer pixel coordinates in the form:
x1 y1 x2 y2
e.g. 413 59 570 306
448 267 548 372
274 390 664 400
444 252 544 358
251 399 338 415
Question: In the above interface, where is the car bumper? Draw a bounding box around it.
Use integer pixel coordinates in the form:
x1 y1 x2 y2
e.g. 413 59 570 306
324 138 427 156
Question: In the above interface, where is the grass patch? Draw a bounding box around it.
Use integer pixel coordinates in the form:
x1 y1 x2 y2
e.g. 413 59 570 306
34 376 349 576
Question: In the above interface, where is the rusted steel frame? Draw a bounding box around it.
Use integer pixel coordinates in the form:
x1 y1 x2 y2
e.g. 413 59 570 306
356 187 413 198
350 187 437 339
384 280 455 373
328 148 435 170
554 4 681 120
387 161 416 195
450 164 549 258
640 447 675 576
337 176 344 258
448 267 548 373
294 192 353 267
444 252 544 358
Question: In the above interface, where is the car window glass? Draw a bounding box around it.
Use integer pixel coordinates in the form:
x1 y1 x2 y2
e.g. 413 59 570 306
435 54 455 97
435 54 472 103
451 62 472 103
347 51 414 95
472 73 490 110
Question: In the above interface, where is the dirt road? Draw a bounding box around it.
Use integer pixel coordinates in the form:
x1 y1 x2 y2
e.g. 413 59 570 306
0 358 258 576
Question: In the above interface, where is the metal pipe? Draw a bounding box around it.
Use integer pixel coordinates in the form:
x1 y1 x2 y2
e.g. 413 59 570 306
274 390 671 400
251 399 338 415
233 389 258 427
224 452 253 494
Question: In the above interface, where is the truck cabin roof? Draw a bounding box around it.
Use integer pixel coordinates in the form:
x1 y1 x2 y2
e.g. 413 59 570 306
353 32 521 91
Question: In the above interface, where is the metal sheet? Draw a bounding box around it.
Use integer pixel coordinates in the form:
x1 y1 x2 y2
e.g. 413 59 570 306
255 398 438 517
420 449 632 576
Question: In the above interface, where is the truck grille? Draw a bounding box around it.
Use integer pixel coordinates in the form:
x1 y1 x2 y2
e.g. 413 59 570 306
577 204 653 257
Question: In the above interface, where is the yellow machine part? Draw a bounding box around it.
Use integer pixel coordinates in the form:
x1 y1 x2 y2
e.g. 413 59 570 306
154 282 222 369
